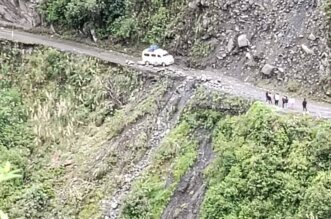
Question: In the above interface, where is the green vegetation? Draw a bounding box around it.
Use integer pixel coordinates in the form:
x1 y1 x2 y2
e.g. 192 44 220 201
40 0 187 44
120 92 249 219
121 121 198 218
200 102 331 219
1 41 331 218
0 162 21 219
0 41 172 218
190 40 214 58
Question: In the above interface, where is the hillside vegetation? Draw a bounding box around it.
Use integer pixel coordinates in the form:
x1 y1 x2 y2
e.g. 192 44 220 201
0 41 182 218
0 42 330 218
39 0 186 45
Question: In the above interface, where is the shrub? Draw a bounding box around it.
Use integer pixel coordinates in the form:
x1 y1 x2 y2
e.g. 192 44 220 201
190 40 214 58
200 103 331 218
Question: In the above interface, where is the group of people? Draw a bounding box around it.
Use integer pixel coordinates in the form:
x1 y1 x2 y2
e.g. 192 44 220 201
265 91 307 112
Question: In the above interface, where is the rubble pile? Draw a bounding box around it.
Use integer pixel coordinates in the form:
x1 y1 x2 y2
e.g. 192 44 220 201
171 0 330 97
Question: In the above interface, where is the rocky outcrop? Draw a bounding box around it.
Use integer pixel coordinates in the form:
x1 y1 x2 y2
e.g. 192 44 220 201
170 0 331 98
0 0 40 28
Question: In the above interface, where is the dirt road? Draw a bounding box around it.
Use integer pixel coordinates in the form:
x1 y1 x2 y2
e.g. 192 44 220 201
0 27 331 118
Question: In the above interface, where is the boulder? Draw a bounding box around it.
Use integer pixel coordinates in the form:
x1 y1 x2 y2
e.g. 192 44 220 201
308 33 316 41
238 34 250 48
227 38 235 52
301 44 314 55
261 64 275 75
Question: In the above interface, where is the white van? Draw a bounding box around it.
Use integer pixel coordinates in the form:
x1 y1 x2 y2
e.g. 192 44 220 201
142 48 174 67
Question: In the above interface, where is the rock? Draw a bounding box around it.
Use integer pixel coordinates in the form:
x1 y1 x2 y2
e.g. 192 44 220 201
126 60 135 65
246 60 257 67
308 33 316 41
137 60 144 65
227 38 235 52
90 29 98 43
111 202 118 209
188 1 197 9
278 67 285 73
202 16 209 28
301 44 314 55
261 64 275 75
238 34 250 48
321 58 328 67
245 53 252 60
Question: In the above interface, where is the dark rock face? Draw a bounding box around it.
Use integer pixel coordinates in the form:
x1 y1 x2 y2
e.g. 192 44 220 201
170 0 330 97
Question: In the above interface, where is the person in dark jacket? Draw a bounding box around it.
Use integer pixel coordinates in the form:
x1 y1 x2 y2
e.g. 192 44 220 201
266 91 272 104
303 98 307 112
282 95 288 108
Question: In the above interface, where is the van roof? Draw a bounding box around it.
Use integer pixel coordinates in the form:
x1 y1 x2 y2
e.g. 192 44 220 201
142 48 168 55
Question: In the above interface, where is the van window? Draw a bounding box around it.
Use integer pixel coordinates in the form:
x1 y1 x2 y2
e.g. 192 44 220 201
144 54 149 57
163 53 169 57
151 54 156 57
157 55 161 58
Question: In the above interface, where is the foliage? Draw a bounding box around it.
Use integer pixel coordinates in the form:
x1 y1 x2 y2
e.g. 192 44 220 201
110 17 138 41
40 0 186 44
40 0 125 30
0 162 21 219
121 119 198 218
0 42 159 218
190 40 214 58
2 40 331 219
200 102 331 219
0 41 185 218
0 162 21 184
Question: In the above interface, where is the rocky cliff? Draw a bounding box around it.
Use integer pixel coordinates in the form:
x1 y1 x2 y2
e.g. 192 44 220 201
0 0 40 28
170 0 331 99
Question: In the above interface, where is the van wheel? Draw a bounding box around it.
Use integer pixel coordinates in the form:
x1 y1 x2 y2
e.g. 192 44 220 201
162 62 166 67
145 61 150 66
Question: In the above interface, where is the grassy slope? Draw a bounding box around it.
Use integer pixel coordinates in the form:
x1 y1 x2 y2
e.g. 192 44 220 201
0 41 173 218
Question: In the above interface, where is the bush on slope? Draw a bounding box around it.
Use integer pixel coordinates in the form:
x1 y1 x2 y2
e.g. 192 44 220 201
200 103 331 219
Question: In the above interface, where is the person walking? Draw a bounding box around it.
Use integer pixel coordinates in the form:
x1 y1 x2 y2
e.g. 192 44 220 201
274 93 280 106
266 91 272 104
282 95 288 108
303 98 307 112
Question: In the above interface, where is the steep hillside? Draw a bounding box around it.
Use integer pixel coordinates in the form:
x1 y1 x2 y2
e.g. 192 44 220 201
1 41 331 219
173 0 331 95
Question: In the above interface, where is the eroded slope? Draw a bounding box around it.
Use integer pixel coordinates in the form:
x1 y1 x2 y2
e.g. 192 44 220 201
0 0 40 28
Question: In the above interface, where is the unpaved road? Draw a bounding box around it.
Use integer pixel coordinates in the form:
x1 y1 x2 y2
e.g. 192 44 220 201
0 27 331 118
